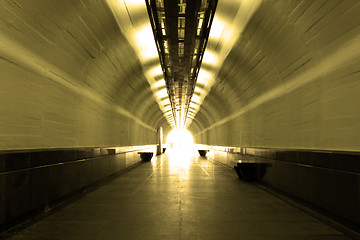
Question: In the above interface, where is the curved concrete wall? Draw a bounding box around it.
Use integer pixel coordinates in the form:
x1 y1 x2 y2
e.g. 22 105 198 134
188 0 360 229
3 1 358 152
1 0 360 232
0 1 171 228
0 0 170 151
190 0 360 152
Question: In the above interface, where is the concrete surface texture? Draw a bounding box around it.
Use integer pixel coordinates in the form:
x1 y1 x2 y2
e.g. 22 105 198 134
190 1 360 152
0 0 169 150
1 1 359 152
1 0 360 237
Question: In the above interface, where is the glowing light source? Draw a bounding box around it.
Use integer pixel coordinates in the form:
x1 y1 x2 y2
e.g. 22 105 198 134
161 98 171 106
155 88 168 99
196 69 211 85
148 65 163 77
191 95 201 103
163 105 172 111
167 129 194 148
189 111 197 116
108 0 170 120
189 102 199 109
202 50 218 65
135 25 159 60
194 87 203 95
153 79 166 88
208 18 226 41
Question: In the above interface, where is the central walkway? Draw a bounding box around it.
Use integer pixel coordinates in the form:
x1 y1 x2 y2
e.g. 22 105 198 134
6 148 352 240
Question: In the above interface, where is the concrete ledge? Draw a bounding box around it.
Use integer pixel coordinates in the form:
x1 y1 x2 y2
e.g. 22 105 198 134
0 146 151 231
206 146 360 232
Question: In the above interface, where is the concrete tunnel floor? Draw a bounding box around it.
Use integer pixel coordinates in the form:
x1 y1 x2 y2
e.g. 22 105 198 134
4 148 353 240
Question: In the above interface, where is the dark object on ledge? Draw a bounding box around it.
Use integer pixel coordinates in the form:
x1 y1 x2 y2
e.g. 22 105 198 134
163 148 166 153
234 160 271 182
234 162 257 181
198 150 209 157
138 152 154 161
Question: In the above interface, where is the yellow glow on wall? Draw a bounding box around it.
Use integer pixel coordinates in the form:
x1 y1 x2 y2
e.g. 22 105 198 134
155 88 168 99
191 95 201 103
202 50 218 65
209 18 226 41
188 0 261 125
148 65 163 77
189 107 197 112
221 26 234 46
194 86 204 94
161 98 171 106
108 0 172 122
163 105 172 112
135 25 159 60
196 69 211 85
153 79 166 88
189 102 199 109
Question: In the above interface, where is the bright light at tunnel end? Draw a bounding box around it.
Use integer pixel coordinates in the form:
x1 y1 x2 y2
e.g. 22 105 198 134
167 128 194 149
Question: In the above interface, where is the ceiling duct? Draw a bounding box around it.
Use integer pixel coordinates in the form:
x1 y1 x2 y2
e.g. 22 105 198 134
146 0 218 128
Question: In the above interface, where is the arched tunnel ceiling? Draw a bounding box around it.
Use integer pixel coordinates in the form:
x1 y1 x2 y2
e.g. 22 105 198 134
105 0 263 132
0 0 172 136
106 0 360 138
2 0 360 148
188 0 360 142
106 0 175 129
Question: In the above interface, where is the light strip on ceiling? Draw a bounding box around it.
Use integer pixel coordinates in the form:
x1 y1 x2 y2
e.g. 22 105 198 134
185 0 263 128
106 0 175 125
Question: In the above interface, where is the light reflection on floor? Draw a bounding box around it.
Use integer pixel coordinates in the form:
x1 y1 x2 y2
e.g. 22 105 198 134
167 145 196 180
5 144 352 239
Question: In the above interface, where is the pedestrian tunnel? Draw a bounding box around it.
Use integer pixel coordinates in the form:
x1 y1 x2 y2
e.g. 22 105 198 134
1 0 360 238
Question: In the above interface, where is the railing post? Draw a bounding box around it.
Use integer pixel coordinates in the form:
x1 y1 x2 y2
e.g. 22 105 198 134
156 127 163 155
